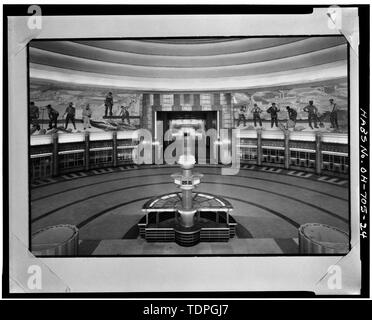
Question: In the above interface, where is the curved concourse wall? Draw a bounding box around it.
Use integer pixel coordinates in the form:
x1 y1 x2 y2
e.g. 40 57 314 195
29 78 348 132
28 37 349 180
29 36 348 131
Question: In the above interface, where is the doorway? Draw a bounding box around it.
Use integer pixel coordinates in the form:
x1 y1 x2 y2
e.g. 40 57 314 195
156 111 218 163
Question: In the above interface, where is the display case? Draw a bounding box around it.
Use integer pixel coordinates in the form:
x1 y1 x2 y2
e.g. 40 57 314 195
29 130 349 182
29 131 138 181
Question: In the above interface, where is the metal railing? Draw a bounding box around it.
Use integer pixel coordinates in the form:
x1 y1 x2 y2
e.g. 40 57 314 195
29 130 349 181
239 130 349 177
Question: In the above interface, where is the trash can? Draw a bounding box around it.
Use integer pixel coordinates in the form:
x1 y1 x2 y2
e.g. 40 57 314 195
32 224 79 256
299 223 349 254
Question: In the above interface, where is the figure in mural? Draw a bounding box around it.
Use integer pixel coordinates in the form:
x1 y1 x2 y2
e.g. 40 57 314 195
46 104 59 129
286 106 297 123
267 102 280 128
329 98 339 129
237 105 247 127
286 106 297 129
82 104 92 130
29 102 41 132
104 92 114 117
251 103 263 127
119 105 130 125
303 100 319 129
64 102 77 130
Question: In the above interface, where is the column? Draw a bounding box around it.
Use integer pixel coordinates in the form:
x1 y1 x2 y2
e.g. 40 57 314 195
257 129 262 166
284 130 290 169
152 94 161 135
113 131 118 167
85 131 90 171
139 94 144 128
315 132 322 175
228 93 233 128
142 93 149 130
222 93 233 129
52 133 59 176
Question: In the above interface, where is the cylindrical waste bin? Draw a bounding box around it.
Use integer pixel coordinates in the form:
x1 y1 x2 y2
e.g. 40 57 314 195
299 223 349 254
32 224 79 256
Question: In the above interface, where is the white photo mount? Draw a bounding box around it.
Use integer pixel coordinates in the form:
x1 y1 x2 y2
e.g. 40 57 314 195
7 7 361 295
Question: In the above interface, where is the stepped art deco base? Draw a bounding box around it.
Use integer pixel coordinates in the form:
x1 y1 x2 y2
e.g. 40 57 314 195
138 155 237 247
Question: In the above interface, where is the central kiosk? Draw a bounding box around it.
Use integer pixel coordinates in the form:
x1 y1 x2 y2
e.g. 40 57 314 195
138 154 237 246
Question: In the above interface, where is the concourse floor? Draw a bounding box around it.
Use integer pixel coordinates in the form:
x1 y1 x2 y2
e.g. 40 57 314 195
30 165 349 255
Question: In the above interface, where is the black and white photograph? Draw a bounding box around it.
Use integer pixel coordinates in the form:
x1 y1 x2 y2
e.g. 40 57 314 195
28 35 350 256
3 4 369 299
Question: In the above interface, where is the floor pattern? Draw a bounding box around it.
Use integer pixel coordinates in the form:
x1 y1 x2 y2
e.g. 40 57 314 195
31 164 348 188
30 165 349 255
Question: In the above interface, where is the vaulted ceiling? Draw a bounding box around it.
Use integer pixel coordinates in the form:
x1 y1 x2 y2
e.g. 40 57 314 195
29 36 348 92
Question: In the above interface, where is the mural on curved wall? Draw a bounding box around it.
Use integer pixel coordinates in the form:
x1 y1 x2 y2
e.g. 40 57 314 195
232 80 348 131
30 82 142 122
29 78 348 134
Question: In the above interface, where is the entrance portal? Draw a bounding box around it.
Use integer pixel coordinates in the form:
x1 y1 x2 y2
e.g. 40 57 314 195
156 111 218 163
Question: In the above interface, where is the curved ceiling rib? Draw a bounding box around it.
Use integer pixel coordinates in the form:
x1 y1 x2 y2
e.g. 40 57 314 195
30 44 346 78
140 38 246 44
29 37 346 68
73 37 309 56
30 60 346 92
29 36 348 91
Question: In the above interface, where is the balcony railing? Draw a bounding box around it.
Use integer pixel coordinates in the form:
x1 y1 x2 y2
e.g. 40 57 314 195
29 130 349 181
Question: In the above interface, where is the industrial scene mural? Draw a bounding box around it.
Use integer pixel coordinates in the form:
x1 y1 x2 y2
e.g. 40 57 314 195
29 79 348 135
232 82 348 132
